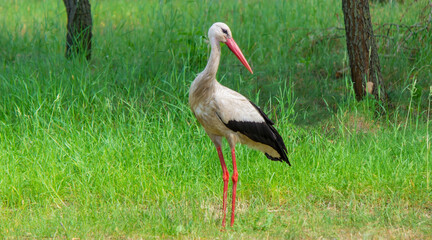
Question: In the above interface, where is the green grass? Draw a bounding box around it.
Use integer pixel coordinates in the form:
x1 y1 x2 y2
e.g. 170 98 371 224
1 0 431 238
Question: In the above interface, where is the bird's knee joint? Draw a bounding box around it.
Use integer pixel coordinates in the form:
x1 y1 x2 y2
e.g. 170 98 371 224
222 172 229 182
231 172 238 183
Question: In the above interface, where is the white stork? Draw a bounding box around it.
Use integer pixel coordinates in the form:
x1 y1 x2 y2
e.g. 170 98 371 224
189 22 291 228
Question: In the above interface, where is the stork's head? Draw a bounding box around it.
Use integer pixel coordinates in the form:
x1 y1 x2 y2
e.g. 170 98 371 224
208 22 233 43
208 22 253 74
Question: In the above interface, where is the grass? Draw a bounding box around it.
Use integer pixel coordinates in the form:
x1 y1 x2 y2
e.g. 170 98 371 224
1 0 431 238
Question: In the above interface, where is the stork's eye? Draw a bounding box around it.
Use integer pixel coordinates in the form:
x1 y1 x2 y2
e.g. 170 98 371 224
222 29 228 35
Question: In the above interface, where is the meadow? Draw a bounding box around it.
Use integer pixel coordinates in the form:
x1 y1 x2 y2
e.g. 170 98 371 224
0 0 431 238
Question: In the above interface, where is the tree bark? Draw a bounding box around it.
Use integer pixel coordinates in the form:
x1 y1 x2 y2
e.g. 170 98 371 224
342 0 388 104
63 0 92 60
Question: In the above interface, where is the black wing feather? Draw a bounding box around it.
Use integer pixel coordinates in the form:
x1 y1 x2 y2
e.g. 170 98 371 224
219 101 290 165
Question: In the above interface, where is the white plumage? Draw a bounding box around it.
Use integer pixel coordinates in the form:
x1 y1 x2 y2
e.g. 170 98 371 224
189 22 290 228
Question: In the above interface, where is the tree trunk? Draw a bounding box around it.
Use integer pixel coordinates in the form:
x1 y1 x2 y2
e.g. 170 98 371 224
63 0 92 60
342 0 388 104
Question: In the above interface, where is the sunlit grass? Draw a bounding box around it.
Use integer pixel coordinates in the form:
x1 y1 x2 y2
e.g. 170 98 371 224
0 0 431 238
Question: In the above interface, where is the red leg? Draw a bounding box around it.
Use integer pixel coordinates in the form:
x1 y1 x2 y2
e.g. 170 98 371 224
230 147 238 227
216 146 229 228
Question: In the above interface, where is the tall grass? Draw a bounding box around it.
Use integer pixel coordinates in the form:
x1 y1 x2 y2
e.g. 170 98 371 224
0 0 431 238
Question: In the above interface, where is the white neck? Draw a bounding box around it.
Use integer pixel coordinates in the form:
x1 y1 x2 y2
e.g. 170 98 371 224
189 38 222 108
201 38 221 80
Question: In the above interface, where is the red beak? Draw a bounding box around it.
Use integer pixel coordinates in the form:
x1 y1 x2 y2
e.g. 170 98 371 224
225 38 253 74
